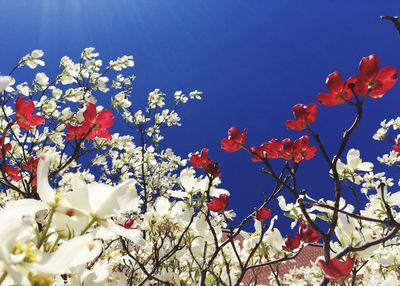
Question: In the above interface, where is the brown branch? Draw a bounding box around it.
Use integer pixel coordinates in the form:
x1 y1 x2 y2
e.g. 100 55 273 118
381 16 400 35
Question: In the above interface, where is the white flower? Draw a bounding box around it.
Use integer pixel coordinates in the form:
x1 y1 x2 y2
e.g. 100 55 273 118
16 82 30 96
0 200 47 285
0 76 13 93
148 89 165 108
34 234 102 275
378 150 400 166
109 55 134 71
373 119 393 141
37 155 144 245
189 90 202 100
112 91 131 109
35 72 49 87
82 47 99 59
361 172 393 194
21 50 45 69
334 149 373 184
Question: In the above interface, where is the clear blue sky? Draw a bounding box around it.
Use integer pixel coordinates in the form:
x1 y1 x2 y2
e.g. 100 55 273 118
1 1 399 233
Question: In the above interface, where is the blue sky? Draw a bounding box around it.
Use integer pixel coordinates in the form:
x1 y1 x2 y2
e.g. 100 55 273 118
1 1 400 233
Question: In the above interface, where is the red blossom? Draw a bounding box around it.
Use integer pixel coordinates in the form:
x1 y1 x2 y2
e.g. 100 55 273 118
285 103 317 131
317 72 358 106
281 136 317 164
205 162 221 177
122 218 135 229
392 138 400 153
353 54 397 99
251 136 316 164
207 194 229 212
15 97 45 131
23 156 39 186
221 127 247 152
250 139 283 162
65 123 88 141
294 136 318 161
190 148 213 169
190 148 221 177
298 221 320 244
254 207 272 222
5 165 21 181
317 256 354 282
82 102 114 140
282 234 301 252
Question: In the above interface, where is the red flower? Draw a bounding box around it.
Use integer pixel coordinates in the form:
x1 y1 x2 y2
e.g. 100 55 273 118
282 234 301 252
281 136 317 164
65 123 88 141
15 97 45 130
82 102 114 140
285 103 317 131
190 148 213 169
5 165 21 181
207 194 229 212
250 139 283 162
205 162 221 177
317 256 354 282
221 127 247 152
251 136 316 164
392 138 400 153
353 54 397 99
281 138 298 162
294 136 317 161
254 207 272 221
298 221 320 244
122 218 134 229
317 72 358 106
23 156 39 186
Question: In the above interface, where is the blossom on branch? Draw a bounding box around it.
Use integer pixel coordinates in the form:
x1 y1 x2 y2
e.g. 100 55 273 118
15 97 45 131
0 76 13 93
282 234 301 252
317 256 354 282
298 221 320 244
82 102 114 140
66 102 114 141
254 207 272 221
353 54 397 98
285 103 317 131
221 127 247 152
207 194 229 212
251 136 317 164
4 165 21 181
334 148 373 184
391 138 400 152
23 156 39 186
317 72 357 106
190 148 213 169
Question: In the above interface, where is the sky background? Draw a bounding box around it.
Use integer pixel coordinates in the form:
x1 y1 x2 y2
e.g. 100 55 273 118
1 0 400 234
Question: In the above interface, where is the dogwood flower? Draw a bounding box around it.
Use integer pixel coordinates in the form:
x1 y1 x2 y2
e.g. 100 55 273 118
285 103 317 131
317 256 354 282
0 76 13 93
221 127 247 152
317 72 357 106
353 54 397 99
15 97 45 131
334 148 373 184
20 50 45 69
37 155 144 245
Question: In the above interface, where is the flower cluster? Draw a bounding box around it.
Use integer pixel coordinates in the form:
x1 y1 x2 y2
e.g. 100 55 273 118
251 135 317 164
